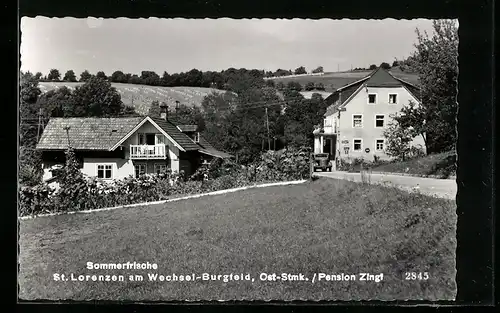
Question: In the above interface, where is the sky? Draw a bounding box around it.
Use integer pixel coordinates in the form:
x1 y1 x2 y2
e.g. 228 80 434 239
20 17 436 76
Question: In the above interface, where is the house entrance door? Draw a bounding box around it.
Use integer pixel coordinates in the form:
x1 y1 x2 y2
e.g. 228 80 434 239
323 137 333 158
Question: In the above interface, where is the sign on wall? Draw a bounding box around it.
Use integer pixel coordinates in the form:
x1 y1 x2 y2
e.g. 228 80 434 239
341 139 349 145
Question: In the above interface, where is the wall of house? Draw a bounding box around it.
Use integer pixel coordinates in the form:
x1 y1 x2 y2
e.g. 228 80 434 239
122 120 181 172
178 151 202 177
82 158 134 180
332 86 425 161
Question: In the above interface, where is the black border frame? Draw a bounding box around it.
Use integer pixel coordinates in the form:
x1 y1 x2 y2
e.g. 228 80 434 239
10 0 495 310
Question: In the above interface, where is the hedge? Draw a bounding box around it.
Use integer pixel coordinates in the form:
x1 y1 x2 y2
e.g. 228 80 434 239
18 146 312 217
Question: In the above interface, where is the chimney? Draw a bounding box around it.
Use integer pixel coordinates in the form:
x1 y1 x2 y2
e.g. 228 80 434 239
159 102 168 120
175 100 181 114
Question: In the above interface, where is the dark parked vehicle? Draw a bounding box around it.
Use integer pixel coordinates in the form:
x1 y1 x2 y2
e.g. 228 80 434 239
313 153 332 172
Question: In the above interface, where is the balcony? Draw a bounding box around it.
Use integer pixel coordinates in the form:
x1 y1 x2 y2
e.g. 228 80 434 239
130 144 167 159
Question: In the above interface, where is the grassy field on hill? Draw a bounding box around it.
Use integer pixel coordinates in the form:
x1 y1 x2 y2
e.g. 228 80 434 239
271 69 420 92
38 82 227 115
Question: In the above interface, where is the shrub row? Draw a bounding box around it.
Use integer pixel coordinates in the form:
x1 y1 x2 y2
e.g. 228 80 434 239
19 146 312 217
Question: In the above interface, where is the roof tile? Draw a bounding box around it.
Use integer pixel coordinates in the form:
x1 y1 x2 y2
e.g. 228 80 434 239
36 117 143 150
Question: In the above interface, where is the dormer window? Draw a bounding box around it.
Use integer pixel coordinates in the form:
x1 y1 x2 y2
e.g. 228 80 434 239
193 132 200 143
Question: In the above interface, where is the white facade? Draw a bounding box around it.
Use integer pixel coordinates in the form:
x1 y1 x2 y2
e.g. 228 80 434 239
315 84 426 162
42 119 188 182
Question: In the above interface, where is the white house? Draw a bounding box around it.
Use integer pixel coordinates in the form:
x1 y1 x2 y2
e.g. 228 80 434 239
313 67 426 163
36 108 232 182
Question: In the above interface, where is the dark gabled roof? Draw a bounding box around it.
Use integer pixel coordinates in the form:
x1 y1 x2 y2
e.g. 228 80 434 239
366 67 404 87
36 117 144 150
323 68 420 116
177 125 198 132
149 117 200 151
197 134 216 150
196 134 233 159
198 149 233 159
324 81 365 116
37 116 232 157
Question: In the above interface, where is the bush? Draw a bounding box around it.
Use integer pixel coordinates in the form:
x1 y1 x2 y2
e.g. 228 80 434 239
19 184 57 216
253 146 312 181
18 148 311 217
19 146 43 186
19 164 42 187
190 158 241 181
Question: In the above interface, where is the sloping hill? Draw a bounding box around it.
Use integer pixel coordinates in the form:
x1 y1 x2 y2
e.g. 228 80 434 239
38 82 228 115
271 69 420 92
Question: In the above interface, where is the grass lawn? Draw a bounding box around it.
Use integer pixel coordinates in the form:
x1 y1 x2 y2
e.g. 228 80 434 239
371 151 456 178
18 178 456 301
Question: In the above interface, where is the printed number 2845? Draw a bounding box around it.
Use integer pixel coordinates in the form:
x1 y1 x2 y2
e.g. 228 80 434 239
405 272 429 280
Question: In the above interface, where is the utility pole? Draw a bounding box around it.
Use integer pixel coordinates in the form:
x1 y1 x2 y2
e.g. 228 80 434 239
265 107 270 151
36 107 42 143
63 126 71 147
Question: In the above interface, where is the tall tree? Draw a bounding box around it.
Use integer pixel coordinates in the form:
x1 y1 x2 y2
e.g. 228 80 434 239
36 86 73 118
405 19 458 153
47 69 61 81
140 71 160 86
170 104 205 131
110 70 127 83
68 77 126 117
19 72 43 184
63 70 77 82
20 72 42 147
294 66 307 75
160 71 171 86
128 74 143 84
80 70 92 82
312 66 324 73
380 62 391 70
96 71 107 80
184 69 203 86
282 92 327 148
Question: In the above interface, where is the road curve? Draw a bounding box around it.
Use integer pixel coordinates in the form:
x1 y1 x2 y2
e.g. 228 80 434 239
315 171 457 200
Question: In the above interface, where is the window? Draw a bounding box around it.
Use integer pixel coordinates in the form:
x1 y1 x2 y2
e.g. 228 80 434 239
97 164 112 179
368 94 377 104
353 139 362 151
134 164 146 178
389 94 398 104
155 134 165 145
352 114 363 128
138 133 145 145
376 139 385 151
154 163 168 175
375 115 385 128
